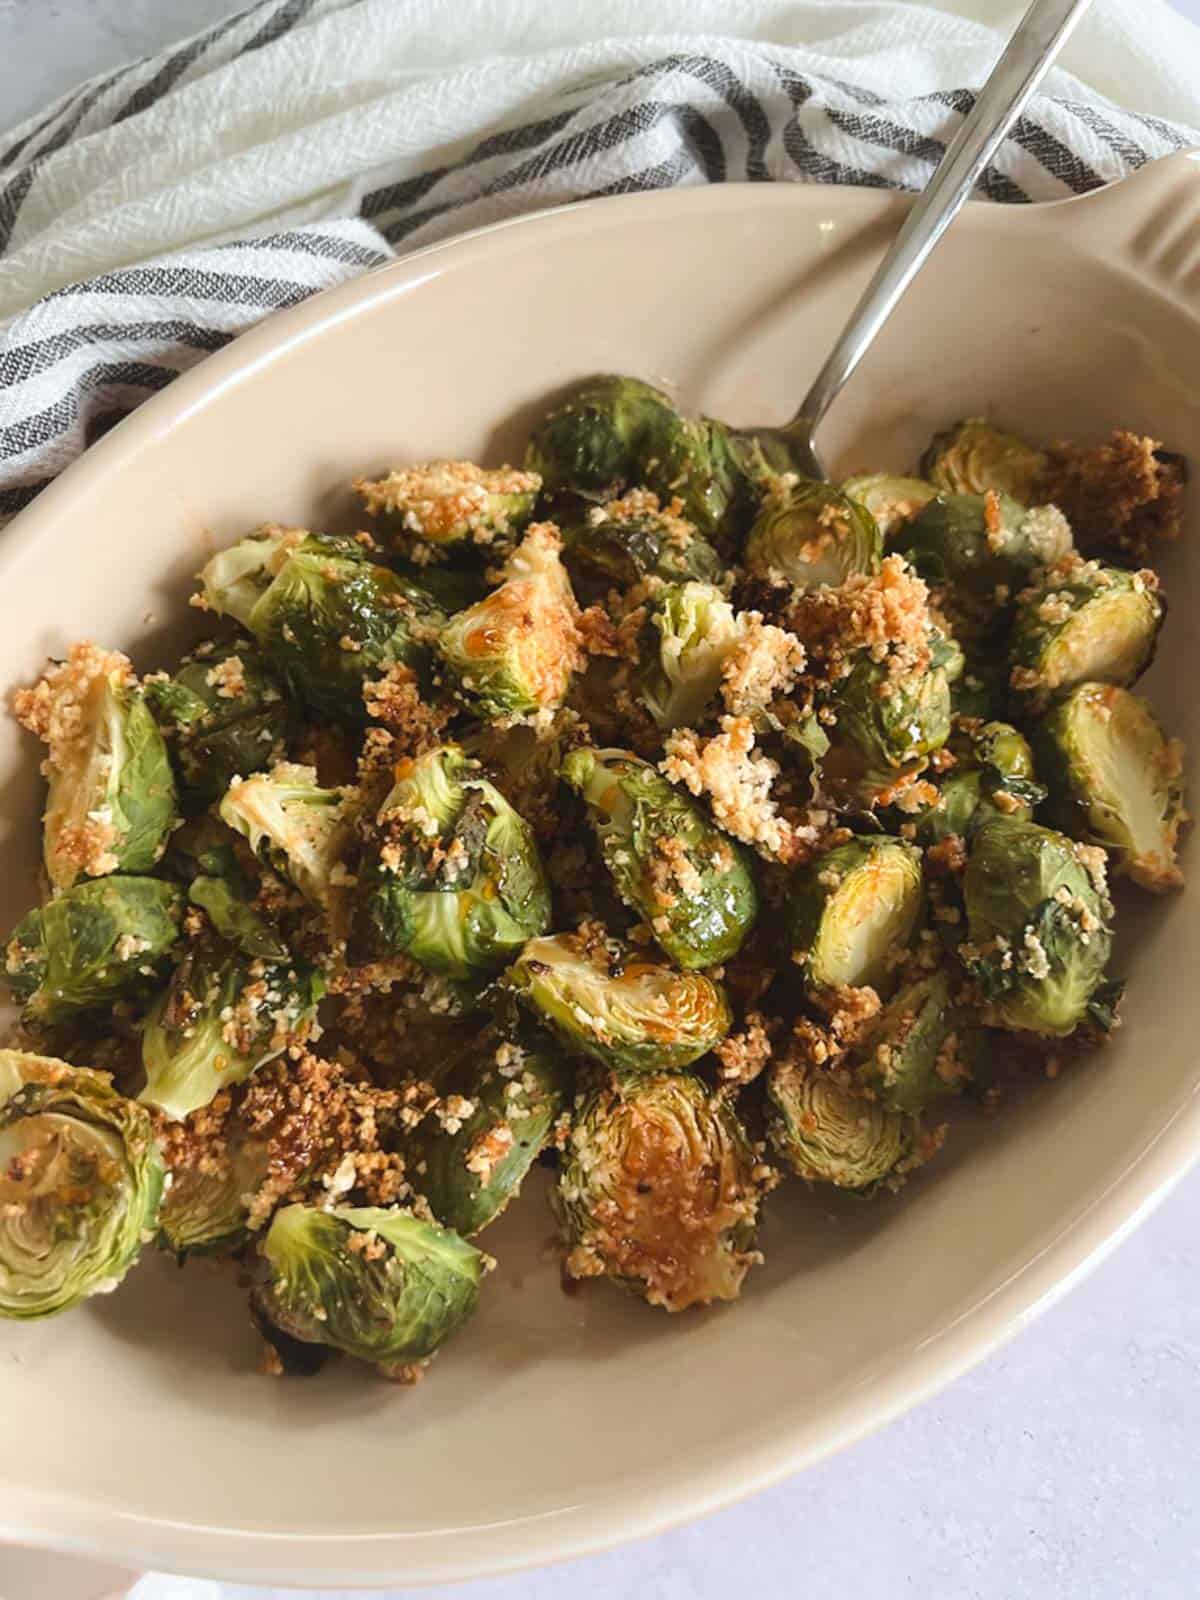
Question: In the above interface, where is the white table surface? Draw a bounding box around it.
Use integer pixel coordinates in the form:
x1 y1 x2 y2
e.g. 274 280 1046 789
2 4 1200 1599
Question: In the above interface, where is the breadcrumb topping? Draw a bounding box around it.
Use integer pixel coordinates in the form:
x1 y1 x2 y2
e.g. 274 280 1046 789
1042 430 1186 560
354 460 540 547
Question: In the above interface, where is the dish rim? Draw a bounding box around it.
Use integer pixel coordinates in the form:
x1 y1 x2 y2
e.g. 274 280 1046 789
2 158 1200 1587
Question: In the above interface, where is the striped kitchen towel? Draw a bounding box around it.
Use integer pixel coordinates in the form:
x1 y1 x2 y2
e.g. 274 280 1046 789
1 0 1198 524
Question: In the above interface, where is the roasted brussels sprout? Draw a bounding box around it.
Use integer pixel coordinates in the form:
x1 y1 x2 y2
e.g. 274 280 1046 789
254 1203 483 1367
745 478 881 590
766 1057 913 1191
139 938 324 1120
787 837 923 994
219 762 355 910
198 527 444 721
562 747 757 968
409 1033 569 1236
505 931 731 1071
354 460 540 553
921 418 1048 503
5 877 182 1025
562 489 724 589
1009 557 1163 709
188 873 290 962
15 643 178 890
852 967 964 1115
158 1118 270 1258
436 522 583 719
554 1068 765 1311
961 816 1114 1036
351 745 551 977
841 474 938 538
144 637 291 806
893 493 1073 606
897 720 1043 845
0 1050 165 1318
1033 683 1186 893
820 651 952 808
637 580 742 731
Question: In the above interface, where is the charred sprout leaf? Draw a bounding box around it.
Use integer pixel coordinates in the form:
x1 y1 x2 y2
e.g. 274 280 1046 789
554 1069 765 1311
1033 682 1186 893
351 744 551 977
198 527 444 722
637 580 742 731
820 651 952 808
436 523 582 719
852 967 963 1115
766 1057 913 1191
139 939 324 1120
1009 558 1163 709
144 638 291 807
562 492 724 590
255 1203 483 1366
745 478 881 590
961 816 1114 1037
897 720 1043 845
787 837 923 994
18 645 178 891
921 418 1048 503
409 1034 569 1236
893 493 1073 606
505 931 731 1072
561 747 758 968
159 1119 271 1258
355 460 540 554
842 474 938 538
187 875 290 962
219 762 355 910
0 1050 164 1318
5 877 182 1025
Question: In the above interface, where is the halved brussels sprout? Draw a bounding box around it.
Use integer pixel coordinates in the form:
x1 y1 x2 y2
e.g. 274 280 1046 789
787 837 923 994
139 939 324 1120
920 418 1048 503
745 478 881 590
637 580 742 731
354 460 540 553
144 637 291 806
766 1057 913 1190
505 931 731 1072
893 493 1073 603
562 747 757 968
897 720 1043 845
15 643 178 890
159 1118 270 1258
5 877 182 1025
525 375 748 544
852 966 963 1115
562 489 724 590
820 652 952 808
436 523 583 719
198 527 444 722
409 1034 569 1236
254 1203 483 1367
961 816 1114 1037
1009 558 1163 709
841 474 938 538
1033 683 1186 893
554 1068 765 1311
0 1050 164 1318
219 762 355 910
350 745 551 977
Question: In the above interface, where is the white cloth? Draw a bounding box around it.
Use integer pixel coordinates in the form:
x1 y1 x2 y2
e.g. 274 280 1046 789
0 1 1197 1597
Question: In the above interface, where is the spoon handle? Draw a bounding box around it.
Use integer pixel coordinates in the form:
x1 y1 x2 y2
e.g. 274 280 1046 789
792 0 1092 438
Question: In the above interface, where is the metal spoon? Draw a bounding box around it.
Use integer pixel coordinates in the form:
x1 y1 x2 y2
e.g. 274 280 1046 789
742 0 1093 481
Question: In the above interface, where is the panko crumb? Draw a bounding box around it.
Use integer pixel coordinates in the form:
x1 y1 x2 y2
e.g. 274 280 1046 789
661 715 818 863
786 554 934 681
354 460 540 547
362 662 450 751
205 654 246 699
719 617 806 716
714 1011 773 1086
1042 430 1186 560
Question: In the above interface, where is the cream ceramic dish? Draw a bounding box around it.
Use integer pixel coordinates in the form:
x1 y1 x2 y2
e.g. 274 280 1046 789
2 153 1200 1589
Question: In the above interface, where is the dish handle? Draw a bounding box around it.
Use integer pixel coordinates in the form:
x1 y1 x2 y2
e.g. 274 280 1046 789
1047 149 1200 286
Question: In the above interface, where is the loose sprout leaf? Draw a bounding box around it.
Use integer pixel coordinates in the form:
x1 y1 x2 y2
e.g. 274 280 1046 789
505 931 732 1072
787 837 924 995
852 967 963 1116
219 761 354 910
255 1203 483 1366
351 744 551 977
188 875 291 963
562 747 758 969
745 478 881 590
0 1051 164 1318
920 418 1048 503
554 1069 765 1311
767 1057 914 1191
1033 682 1186 893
